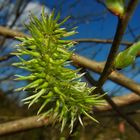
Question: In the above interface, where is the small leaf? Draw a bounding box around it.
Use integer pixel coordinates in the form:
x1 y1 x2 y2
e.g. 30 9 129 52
114 41 140 69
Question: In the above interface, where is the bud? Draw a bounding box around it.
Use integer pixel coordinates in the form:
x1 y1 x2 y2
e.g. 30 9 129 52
105 0 125 17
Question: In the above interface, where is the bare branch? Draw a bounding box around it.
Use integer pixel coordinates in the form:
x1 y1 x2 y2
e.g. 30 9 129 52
74 38 132 46
0 26 26 38
95 93 140 111
72 54 140 95
0 25 133 46
0 93 139 136
1 52 140 95
0 116 50 136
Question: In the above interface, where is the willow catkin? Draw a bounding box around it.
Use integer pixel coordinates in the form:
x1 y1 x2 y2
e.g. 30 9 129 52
12 9 104 132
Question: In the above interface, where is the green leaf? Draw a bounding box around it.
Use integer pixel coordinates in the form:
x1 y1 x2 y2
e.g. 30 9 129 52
114 41 140 69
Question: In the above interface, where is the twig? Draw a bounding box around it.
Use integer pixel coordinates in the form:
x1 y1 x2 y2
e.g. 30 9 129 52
0 26 133 46
74 38 132 46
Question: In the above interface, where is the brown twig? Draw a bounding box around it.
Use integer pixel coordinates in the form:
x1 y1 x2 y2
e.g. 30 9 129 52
74 38 132 46
95 93 140 111
0 26 26 38
0 26 133 46
1 50 140 96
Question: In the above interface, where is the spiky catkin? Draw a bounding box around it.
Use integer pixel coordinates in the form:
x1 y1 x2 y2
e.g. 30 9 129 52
12 9 104 132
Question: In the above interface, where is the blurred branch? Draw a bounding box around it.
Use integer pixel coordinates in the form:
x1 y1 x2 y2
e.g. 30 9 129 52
0 26 26 38
95 93 140 111
80 67 140 134
0 48 140 96
0 0 30 51
0 116 51 136
0 93 139 136
74 38 132 46
2 26 140 55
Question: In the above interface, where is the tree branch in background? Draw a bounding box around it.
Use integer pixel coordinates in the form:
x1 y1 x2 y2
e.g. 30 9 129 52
96 93 140 111
0 93 139 136
0 26 26 38
72 54 140 95
74 38 132 46
2 25 140 56
0 25 133 46
0 116 51 136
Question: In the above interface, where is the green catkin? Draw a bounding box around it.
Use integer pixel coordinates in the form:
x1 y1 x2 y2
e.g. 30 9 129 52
13 9 104 132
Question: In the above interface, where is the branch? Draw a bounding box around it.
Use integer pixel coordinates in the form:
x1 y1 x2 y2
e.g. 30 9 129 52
80 67 140 134
73 38 132 46
2 25 140 57
96 93 140 111
72 54 140 95
0 93 139 136
0 26 27 38
0 116 51 136
0 26 133 46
